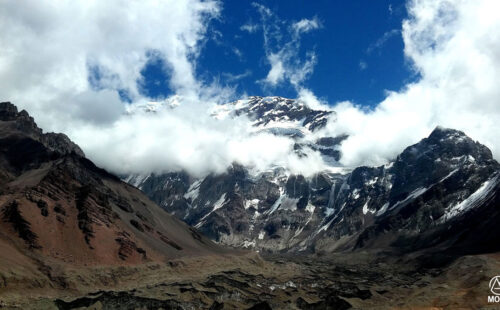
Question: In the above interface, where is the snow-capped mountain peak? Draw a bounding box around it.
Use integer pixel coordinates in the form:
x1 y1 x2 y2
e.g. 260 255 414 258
126 124 500 254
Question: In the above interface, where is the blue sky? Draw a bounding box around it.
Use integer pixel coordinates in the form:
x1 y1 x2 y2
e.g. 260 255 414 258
140 0 414 107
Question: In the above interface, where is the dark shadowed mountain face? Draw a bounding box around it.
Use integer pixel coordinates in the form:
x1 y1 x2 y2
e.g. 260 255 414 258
0 102 227 268
129 99 500 255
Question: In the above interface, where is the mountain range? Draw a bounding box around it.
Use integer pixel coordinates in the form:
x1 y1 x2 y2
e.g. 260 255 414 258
127 96 500 256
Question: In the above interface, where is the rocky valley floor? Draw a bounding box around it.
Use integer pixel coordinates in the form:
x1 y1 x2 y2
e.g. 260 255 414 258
1 250 499 309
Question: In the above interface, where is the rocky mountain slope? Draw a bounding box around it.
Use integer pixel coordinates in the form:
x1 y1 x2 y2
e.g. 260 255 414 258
0 101 229 270
128 97 500 255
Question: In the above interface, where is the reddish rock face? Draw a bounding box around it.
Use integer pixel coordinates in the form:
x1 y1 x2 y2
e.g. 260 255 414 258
0 102 229 267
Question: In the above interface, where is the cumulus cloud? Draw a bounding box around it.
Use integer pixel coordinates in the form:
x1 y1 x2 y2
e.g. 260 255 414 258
2 0 499 178
0 0 220 131
297 88 331 112
0 0 327 177
264 53 285 86
73 97 325 177
321 0 500 167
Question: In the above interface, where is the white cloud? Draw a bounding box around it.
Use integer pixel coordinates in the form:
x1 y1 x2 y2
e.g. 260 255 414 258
74 97 325 177
297 88 331 111
232 47 244 60
2 0 499 179
321 0 500 167
0 0 328 177
253 4 320 91
366 29 400 54
0 0 220 130
222 70 252 83
240 23 259 33
292 17 321 34
264 53 285 86
261 47 317 90
289 52 317 87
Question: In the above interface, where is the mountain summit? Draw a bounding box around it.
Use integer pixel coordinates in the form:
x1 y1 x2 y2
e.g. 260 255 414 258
0 101 85 158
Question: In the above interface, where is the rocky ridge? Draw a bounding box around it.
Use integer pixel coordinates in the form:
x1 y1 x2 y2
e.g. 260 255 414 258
0 101 229 268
